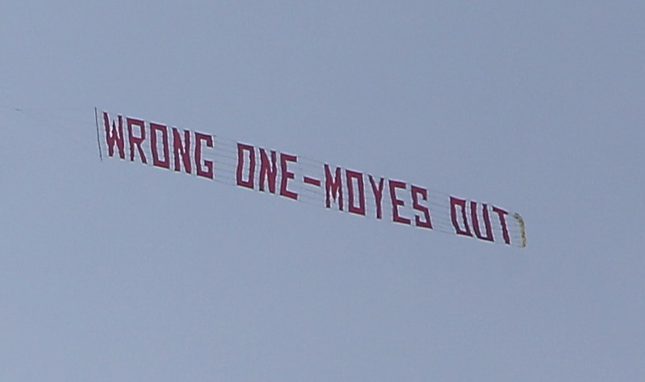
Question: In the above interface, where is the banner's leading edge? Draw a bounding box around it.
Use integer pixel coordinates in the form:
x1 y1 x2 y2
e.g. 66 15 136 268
98 110 528 248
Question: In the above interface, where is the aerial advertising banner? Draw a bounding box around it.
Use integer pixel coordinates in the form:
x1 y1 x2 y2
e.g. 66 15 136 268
96 110 527 248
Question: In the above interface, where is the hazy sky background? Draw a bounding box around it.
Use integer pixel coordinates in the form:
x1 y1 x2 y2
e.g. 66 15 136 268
1 1 644 381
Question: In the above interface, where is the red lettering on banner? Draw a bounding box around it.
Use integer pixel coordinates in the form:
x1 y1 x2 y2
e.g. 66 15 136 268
172 128 192 174
450 197 473 237
492 206 511 245
471 202 494 242
103 112 125 159
346 170 366 216
324 165 343 210
236 143 255 189
195 133 214 179
389 180 411 225
98 110 525 248
411 185 432 229
280 153 298 200
150 123 170 169
368 175 385 219
259 149 278 194
127 117 147 164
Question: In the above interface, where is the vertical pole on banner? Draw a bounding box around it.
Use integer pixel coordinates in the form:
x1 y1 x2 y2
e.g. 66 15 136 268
513 212 528 248
94 107 103 161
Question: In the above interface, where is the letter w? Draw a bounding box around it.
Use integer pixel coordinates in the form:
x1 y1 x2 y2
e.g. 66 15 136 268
103 112 125 159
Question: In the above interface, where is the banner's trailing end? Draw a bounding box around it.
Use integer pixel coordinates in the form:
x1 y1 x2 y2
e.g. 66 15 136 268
513 212 528 248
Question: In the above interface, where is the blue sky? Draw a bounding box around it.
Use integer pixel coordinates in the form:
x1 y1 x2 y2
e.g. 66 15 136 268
1 1 644 380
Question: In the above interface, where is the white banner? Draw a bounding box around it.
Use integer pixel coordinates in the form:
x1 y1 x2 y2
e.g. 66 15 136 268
97 110 528 248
